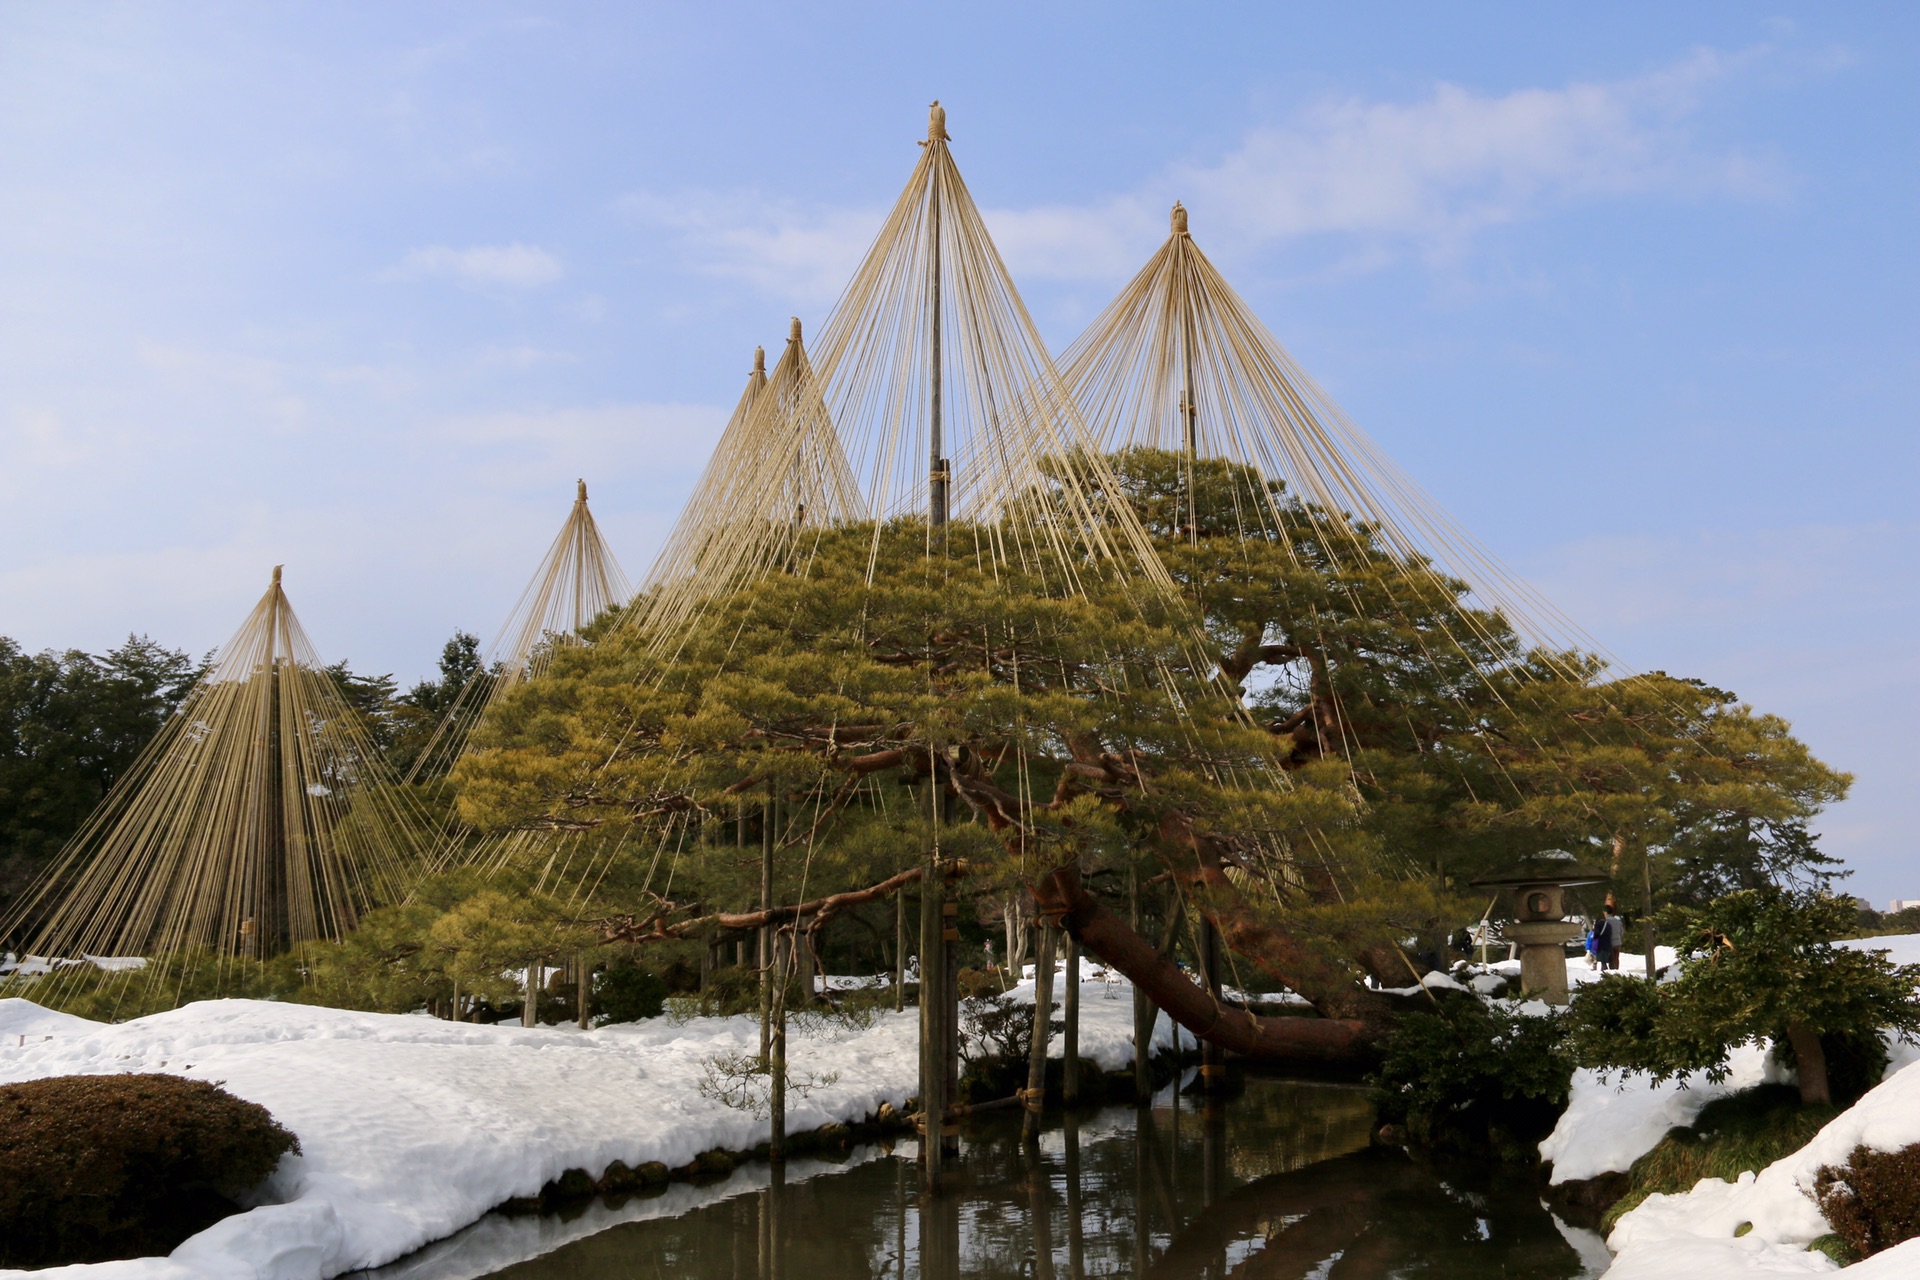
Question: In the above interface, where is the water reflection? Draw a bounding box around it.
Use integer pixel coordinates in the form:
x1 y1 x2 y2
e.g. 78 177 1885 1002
363 1076 1605 1280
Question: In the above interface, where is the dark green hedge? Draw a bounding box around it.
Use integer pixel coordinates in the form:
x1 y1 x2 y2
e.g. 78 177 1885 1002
0 1073 300 1267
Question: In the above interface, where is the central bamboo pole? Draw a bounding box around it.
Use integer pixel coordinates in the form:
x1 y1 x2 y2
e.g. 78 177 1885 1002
927 102 949 532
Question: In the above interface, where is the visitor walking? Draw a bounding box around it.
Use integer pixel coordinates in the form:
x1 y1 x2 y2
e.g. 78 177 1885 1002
1598 904 1625 971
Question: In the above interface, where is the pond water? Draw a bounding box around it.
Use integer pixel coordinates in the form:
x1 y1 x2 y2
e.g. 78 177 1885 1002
362 1073 1610 1280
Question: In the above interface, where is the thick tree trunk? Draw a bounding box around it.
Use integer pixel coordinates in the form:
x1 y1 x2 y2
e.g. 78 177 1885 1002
1786 1022 1831 1106
1032 866 1378 1068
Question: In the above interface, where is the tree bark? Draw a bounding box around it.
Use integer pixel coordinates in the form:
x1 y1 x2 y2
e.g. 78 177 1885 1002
1032 866 1377 1068
1786 1022 1831 1106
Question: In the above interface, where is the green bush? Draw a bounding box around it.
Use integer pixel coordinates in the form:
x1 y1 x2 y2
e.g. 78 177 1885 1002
0 1073 300 1267
1815 1142 1920 1260
1566 888 1920 1106
1368 995 1572 1155
597 958 669 1023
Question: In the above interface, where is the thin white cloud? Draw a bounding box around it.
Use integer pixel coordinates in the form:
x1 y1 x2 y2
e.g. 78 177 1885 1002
434 401 731 484
628 47 1785 295
389 242 565 288
620 192 882 304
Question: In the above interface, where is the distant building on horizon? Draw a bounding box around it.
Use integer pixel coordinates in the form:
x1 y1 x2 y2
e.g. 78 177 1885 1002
1890 899 1920 913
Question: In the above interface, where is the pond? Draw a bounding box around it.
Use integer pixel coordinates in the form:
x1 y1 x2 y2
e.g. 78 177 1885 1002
361 1072 1610 1280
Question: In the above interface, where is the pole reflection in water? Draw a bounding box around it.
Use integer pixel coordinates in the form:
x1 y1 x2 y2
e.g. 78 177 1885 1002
377 1078 1607 1280
1062 1113 1084 1280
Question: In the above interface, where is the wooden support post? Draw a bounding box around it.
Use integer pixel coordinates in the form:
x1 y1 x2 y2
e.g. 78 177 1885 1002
1199 914 1224 1093
760 792 774 1063
1023 918 1057 1141
918 853 945 1189
797 923 815 1007
1130 866 1154 1103
770 931 788 1163
893 884 906 1012
1062 929 1080 1106
941 894 960 1158
576 956 591 1030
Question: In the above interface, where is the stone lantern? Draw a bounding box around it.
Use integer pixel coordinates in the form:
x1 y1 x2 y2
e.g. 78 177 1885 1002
1470 851 1606 1005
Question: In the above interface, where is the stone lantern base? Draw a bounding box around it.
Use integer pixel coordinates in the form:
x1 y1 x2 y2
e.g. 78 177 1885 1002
1504 920 1582 1005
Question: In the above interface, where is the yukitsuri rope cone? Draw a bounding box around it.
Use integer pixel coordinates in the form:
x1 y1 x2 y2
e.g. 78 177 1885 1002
1059 199 1602 669
799 101 1177 596
628 328 865 657
406 478 631 784
5 568 433 973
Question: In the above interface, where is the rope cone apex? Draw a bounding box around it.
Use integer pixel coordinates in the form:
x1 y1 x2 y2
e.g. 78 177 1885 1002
577 478 588 502
271 564 283 586
790 316 803 343
1171 200 1189 236
753 345 766 376
923 99 949 146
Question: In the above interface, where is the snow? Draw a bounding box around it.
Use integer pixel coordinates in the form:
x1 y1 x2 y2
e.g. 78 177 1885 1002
1839 933 1920 968
0 997 923 1280
1604 1055 1920 1274
1540 1042 1793 1185
1529 931 1920 1276
0 964 1190 1280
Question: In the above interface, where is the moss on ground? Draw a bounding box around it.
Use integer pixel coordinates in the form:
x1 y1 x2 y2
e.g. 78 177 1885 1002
1601 1084 1838 1233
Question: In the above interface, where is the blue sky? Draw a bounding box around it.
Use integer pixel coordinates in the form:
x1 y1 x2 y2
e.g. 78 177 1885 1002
2 4 1914 900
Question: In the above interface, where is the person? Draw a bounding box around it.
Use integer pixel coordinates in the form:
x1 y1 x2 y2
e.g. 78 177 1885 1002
1584 917 1601 970
1598 904 1625 971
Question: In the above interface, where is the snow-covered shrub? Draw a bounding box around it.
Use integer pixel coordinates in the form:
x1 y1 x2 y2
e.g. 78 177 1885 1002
0 1073 299 1267
1814 1142 1920 1261
1368 995 1572 1154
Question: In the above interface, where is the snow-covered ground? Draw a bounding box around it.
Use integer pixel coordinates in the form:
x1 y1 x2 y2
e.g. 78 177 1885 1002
1538 932 1920 1277
0 964 1184 1280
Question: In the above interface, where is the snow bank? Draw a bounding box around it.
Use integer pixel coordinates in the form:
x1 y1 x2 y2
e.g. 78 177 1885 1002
1540 1042 1792 1185
0 964 1180 1280
1839 932 1920 968
0 997 923 1280
1605 1056 1920 1269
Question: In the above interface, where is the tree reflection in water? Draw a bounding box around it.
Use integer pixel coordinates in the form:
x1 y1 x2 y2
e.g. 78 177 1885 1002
395 1077 1605 1280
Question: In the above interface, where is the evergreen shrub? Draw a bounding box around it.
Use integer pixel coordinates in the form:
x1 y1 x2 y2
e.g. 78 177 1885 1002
0 1073 299 1267
1368 995 1572 1155
597 958 669 1022
1814 1142 1920 1260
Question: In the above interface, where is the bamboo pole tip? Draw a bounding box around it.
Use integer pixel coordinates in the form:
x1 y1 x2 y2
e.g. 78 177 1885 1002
753 345 766 375
1171 201 1189 236
925 100 949 145
576 478 588 502
789 316 803 344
